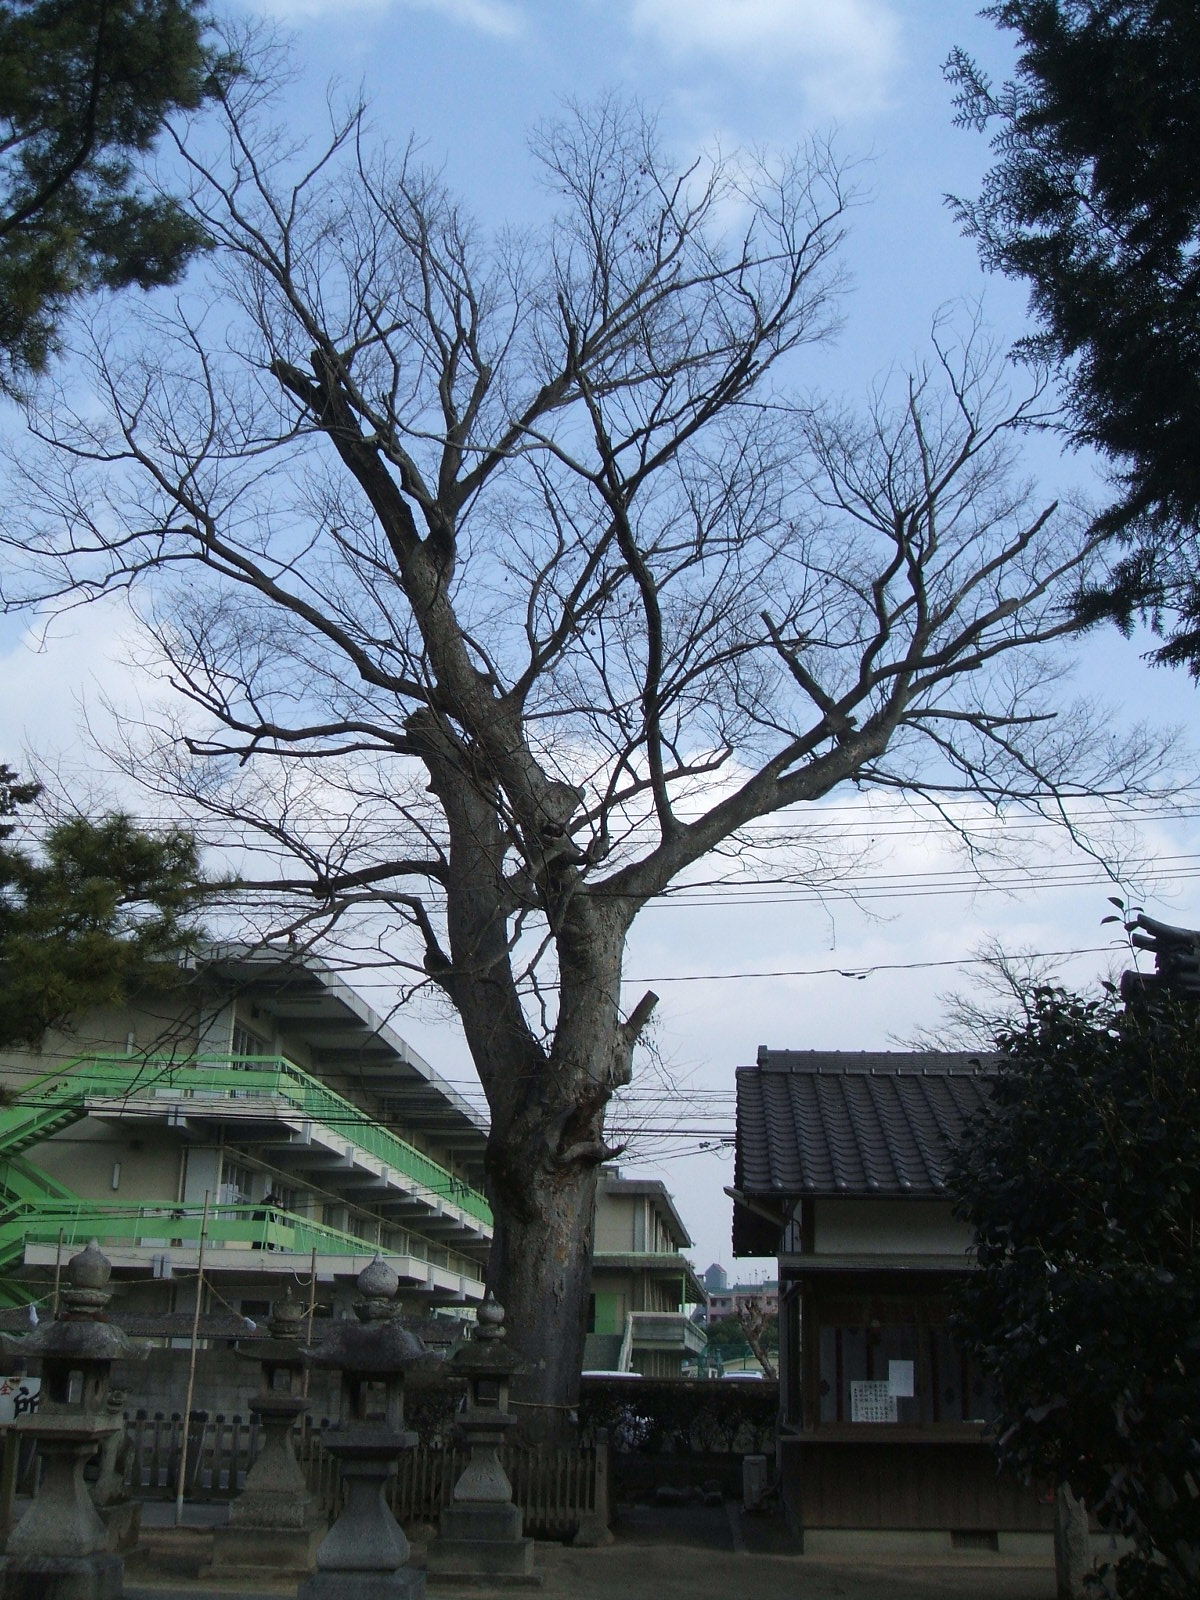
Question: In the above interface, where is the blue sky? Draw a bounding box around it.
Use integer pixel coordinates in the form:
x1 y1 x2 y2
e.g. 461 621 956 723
2 0 1198 1273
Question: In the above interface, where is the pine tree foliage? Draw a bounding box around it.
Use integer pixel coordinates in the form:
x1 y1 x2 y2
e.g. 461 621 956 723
0 0 230 392
0 774 206 1046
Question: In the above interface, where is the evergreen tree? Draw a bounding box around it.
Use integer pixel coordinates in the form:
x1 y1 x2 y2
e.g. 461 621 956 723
949 3 1200 670
0 764 41 833
0 0 231 392
950 985 1200 1598
0 773 207 1045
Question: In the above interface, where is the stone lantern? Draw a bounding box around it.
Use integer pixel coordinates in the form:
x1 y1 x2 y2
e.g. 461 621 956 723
299 1257 428 1600
208 1285 326 1581
0 1241 138 1600
426 1294 535 1581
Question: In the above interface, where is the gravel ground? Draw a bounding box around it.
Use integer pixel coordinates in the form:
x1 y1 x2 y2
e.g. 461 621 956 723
120 1503 1060 1600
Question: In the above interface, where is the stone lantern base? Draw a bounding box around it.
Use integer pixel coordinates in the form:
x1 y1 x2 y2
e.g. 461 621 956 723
208 1522 327 1582
296 1429 426 1600
208 1391 326 1580
0 1551 124 1600
0 1415 126 1600
426 1500 537 1582
300 1572 426 1600
94 1499 142 1555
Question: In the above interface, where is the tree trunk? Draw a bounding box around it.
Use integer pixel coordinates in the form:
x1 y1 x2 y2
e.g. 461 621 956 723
486 1155 600 1433
411 717 643 1418
736 1301 778 1381
479 959 628 1422
470 907 636 1422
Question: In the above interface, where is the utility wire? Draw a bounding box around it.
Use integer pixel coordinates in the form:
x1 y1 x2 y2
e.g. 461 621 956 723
276 940 1126 996
16 793 1200 830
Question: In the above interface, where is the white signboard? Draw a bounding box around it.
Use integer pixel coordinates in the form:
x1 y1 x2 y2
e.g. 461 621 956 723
850 1379 897 1423
0 1377 40 1424
887 1360 915 1398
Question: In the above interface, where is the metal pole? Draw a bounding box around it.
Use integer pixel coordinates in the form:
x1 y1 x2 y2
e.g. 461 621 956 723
51 1229 64 1316
174 1192 210 1527
301 1246 318 1398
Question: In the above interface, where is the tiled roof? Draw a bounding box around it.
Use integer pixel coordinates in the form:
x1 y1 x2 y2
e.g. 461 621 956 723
734 1048 997 1199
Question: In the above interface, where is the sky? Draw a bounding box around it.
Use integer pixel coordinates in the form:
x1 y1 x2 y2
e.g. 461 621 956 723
2 0 1199 1279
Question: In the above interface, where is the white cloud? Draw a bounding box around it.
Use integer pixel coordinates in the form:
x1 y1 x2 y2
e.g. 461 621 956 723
402 0 524 33
248 0 524 36
629 0 901 115
0 602 169 821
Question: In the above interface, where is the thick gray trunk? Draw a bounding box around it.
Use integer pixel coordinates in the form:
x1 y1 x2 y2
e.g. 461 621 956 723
472 913 635 1418
410 719 641 1416
486 1158 600 1428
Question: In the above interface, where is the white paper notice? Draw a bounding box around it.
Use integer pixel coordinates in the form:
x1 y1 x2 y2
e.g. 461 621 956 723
887 1360 915 1399
850 1380 897 1423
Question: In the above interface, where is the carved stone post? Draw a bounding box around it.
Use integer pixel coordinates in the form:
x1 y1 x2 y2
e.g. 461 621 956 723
1054 1482 1091 1599
298 1258 428 1600
0 1242 137 1600
426 1295 536 1582
90 1388 140 1553
208 1287 326 1580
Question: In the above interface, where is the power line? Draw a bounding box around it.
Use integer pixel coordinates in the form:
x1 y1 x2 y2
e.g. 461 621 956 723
227 853 1200 904
17 792 1200 828
621 942 1120 985
291 941 1126 996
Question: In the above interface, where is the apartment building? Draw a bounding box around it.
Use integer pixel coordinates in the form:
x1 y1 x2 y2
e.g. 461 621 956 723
704 1279 779 1324
0 947 492 1321
584 1169 705 1376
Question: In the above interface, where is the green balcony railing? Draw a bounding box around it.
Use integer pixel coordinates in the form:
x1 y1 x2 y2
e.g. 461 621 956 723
0 1199 486 1284
1 1053 492 1228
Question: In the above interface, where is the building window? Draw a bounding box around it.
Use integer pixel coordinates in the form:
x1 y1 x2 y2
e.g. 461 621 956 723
221 1159 256 1204
813 1294 995 1427
231 1020 271 1061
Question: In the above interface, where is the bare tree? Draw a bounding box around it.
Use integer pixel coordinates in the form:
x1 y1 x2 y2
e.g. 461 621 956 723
0 79 1169 1410
735 1298 778 1381
898 929 1135 1053
897 937 1070 1052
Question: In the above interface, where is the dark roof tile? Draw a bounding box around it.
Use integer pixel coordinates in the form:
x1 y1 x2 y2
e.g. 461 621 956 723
735 1050 996 1200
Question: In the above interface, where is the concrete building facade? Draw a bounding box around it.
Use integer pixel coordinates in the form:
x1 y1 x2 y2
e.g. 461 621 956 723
704 1280 779 1324
584 1170 705 1376
0 948 492 1323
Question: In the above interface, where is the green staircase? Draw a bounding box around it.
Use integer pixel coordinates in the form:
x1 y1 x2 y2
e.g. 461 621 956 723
0 1154 79 1298
0 1154 76 1207
0 1062 101 1305
0 1063 98 1162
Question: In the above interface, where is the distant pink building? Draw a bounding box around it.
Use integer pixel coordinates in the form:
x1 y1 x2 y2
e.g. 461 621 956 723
703 1270 778 1324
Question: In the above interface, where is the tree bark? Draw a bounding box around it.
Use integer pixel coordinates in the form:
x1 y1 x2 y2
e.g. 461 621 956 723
477 907 635 1419
487 1153 600 1431
410 707 639 1414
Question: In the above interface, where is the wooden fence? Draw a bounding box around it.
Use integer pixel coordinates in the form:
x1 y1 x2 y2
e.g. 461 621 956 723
0 1412 609 1544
